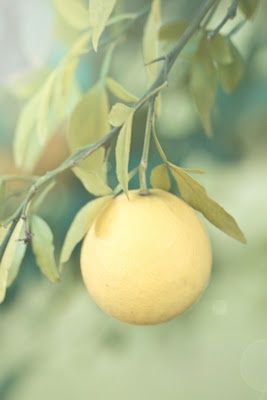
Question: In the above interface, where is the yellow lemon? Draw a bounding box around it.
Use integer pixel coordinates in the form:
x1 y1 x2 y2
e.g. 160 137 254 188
81 189 212 325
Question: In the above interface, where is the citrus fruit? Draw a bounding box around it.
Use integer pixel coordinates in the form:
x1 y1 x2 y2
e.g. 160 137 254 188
81 189 212 325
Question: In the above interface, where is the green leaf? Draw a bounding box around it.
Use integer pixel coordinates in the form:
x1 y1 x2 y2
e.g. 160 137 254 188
184 168 205 175
73 168 113 196
60 196 112 266
0 180 5 219
207 34 233 65
169 164 246 243
14 95 39 171
239 0 259 18
113 167 138 195
159 20 188 42
9 68 50 100
53 0 90 30
109 103 133 127
0 224 9 246
31 215 59 283
190 40 217 136
67 83 112 196
36 73 56 144
217 42 245 93
14 32 89 172
89 0 117 51
143 0 161 82
0 219 27 302
115 112 134 195
150 164 171 191
106 78 139 103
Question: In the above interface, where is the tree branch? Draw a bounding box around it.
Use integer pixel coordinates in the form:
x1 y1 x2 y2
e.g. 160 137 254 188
0 0 218 255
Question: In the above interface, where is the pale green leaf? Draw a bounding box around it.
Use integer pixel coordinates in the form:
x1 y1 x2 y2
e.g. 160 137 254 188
113 167 138 195
115 112 134 195
73 167 113 196
239 0 259 18
217 42 245 93
53 0 90 30
14 95 40 171
190 41 217 136
89 0 117 51
159 20 188 42
31 215 59 283
68 30 91 57
67 83 112 195
60 196 112 266
14 80 80 173
207 34 233 65
106 78 139 103
143 0 161 81
9 68 50 100
0 219 27 302
169 164 246 243
150 164 171 191
0 180 5 218
13 32 89 172
36 73 56 143
184 168 205 175
109 103 133 127
0 223 11 247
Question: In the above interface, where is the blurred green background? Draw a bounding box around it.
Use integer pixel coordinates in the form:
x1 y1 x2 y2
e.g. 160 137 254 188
0 1 267 399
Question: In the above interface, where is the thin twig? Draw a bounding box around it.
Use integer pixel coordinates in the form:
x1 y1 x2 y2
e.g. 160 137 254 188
201 0 220 29
1 175 37 183
208 0 238 39
228 19 246 37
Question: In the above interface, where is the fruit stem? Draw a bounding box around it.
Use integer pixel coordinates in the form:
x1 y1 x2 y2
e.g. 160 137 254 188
139 99 155 195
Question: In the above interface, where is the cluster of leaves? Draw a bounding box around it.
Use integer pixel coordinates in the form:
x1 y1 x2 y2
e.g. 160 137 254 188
159 0 259 135
0 0 258 302
0 0 120 302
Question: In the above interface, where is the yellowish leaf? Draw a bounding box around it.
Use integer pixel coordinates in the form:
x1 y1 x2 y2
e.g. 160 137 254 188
159 20 188 42
169 164 246 243
106 78 139 103
239 0 259 18
217 42 245 93
143 0 161 82
207 34 233 65
89 0 117 51
0 219 27 303
9 68 50 100
0 224 9 245
113 167 138 195
73 168 113 196
67 83 112 195
150 164 171 191
109 103 133 127
36 72 56 143
14 95 40 171
184 168 205 175
53 0 90 30
190 39 216 136
60 196 112 266
0 180 5 218
31 215 60 283
115 112 134 195
13 32 89 172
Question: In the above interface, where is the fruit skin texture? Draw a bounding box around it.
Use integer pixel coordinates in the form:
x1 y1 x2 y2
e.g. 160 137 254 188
81 189 212 325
